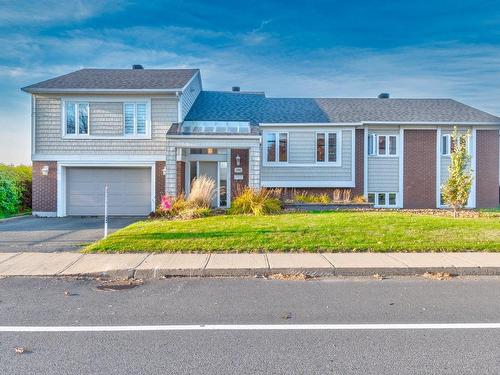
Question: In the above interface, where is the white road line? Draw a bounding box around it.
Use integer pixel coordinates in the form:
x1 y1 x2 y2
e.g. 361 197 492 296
1 323 500 332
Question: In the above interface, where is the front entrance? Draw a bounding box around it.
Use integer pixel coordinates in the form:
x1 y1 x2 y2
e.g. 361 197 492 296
187 160 229 208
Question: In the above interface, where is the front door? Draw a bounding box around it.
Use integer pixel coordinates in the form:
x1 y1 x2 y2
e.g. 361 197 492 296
198 161 218 207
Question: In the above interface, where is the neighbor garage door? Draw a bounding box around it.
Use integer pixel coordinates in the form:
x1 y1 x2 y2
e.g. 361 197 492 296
66 167 151 216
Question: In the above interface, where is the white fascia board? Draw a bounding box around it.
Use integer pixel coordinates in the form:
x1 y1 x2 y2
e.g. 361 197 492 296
259 122 362 127
166 134 261 140
363 121 500 126
32 154 165 162
261 180 355 188
23 88 182 94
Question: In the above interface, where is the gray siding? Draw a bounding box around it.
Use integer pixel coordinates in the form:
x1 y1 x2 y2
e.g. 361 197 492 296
181 73 202 120
90 102 123 136
261 129 353 184
367 157 399 191
34 95 177 155
366 129 400 192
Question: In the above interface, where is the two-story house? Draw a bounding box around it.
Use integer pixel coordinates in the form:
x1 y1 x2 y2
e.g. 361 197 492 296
22 66 500 216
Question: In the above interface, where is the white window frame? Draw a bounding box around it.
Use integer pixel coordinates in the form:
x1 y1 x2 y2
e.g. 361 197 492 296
441 134 451 156
263 131 289 164
123 102 151 137
62 101 90 137
368 133 398 157
369 192 398 208
315 131 341 165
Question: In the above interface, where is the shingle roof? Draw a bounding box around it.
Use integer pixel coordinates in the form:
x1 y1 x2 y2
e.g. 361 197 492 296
22 68 199 92
185 91 500 124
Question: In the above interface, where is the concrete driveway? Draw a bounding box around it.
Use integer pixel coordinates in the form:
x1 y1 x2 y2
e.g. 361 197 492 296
0 216 141 253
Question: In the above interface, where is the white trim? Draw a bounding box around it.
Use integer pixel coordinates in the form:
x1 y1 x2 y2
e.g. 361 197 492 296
261 180 355 188
180 70 201 92
469 128 477 208
167 134 260 140
262 131 289 165
398 128 404 207
260 122 362 127
31 95 35 157
24 88 183 94
315 130 342 166
441 134 451 156
33 154 165 162
176 91 183 123
363 128 368 200
57 161 156 217
436 128 442 208
368 192 399 208
259 121 500 127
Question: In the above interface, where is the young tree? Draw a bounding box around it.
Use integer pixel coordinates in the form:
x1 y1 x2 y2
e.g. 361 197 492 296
441 127 473 218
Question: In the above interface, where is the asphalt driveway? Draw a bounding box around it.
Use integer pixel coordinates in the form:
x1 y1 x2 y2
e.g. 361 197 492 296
0 216 141 253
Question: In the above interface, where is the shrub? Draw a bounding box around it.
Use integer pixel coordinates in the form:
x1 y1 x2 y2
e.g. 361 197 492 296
342 189 352 203
188 176 216 208
177 207 212 220
229 187 282 215
352 195 367 204
0 164 32 215
332 189 341 202
293 191 331 204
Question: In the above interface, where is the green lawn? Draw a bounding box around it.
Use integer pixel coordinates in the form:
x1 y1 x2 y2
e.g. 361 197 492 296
84 211 500 253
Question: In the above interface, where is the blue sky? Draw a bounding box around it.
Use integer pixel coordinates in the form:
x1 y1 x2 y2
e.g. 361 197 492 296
1 0 500 164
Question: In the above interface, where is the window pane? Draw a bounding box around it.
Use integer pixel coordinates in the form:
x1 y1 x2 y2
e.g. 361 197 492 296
190 161 197 184
124 104 135 134
279 133 288 162
316 133 325 162
378 136 386 155
378 193 386 206
442 135 448 155
65 102 75 134
328 133 337 162
368 134 375 155
389 193 396 205
136 103 146 134
266 133 276 162
368 193 375 204
219 161 227 207
78 103 88 134
389 136 397 155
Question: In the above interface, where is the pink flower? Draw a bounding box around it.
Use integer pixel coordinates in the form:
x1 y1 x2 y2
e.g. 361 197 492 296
160 195 173 211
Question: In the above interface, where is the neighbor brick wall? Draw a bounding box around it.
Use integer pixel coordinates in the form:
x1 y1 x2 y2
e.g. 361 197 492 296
176 161 185 196
352 129 365 197
155 161 166 205
231 149 249 197
403 130 437 208
476 130 499 208
32 161 57 213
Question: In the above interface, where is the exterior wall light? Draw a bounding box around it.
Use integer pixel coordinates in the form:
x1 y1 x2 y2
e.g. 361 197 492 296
162 166 167 176
41 165 49 176
235 154 241 166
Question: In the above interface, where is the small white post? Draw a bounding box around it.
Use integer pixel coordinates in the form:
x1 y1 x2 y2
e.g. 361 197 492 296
104 184 109 238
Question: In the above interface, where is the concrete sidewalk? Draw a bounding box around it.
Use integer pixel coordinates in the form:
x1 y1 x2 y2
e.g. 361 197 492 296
0 252 500 279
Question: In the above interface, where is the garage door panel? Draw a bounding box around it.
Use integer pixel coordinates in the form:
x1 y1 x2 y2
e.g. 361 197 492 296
66 167 151 216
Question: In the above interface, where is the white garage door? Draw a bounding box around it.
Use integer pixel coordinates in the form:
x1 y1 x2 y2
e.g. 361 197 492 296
66 167 152 216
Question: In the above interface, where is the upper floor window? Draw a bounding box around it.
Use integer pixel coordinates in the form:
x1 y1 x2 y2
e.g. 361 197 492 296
124 102 148 135
316 132 339 163
368 134 397 156
265 132 288 163
65 102 89 136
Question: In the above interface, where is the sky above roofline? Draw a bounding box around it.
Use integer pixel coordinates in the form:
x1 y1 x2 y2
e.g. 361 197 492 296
1 0 500 164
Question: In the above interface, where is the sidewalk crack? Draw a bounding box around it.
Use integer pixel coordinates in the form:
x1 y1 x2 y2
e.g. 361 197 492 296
57 253 85 275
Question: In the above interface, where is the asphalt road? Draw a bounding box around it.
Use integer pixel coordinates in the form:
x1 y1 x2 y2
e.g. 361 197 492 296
0 216 140 252
0 276 499 374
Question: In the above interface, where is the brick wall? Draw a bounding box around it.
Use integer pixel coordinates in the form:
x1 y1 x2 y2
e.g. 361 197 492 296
155 161 166 205
176 161 185 196
476 130 499 208
403 130 437 208
32 161 57 213
231 149 249 197
352 129 365 197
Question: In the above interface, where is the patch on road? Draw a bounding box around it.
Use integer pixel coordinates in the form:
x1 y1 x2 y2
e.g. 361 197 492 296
95 279 144 291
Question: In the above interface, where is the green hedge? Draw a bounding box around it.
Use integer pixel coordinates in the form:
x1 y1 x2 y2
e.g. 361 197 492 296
0 164 32 217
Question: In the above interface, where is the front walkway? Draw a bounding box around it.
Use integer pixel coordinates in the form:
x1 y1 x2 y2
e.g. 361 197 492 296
0 252 500 278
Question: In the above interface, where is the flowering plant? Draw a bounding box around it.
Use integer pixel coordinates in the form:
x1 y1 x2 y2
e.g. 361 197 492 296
160 195 173 211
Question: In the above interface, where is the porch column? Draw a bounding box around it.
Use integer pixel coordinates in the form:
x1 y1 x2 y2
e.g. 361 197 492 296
165 145 177 196
249 144 261 189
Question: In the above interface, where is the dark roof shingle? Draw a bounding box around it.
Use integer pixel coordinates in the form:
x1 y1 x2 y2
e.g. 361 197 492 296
185 91 500 124
22 68 198 92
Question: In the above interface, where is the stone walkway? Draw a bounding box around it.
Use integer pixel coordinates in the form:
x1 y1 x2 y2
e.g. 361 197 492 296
0 252 500 279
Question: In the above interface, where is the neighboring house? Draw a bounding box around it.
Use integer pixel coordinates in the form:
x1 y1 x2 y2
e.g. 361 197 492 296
22 67 500 216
